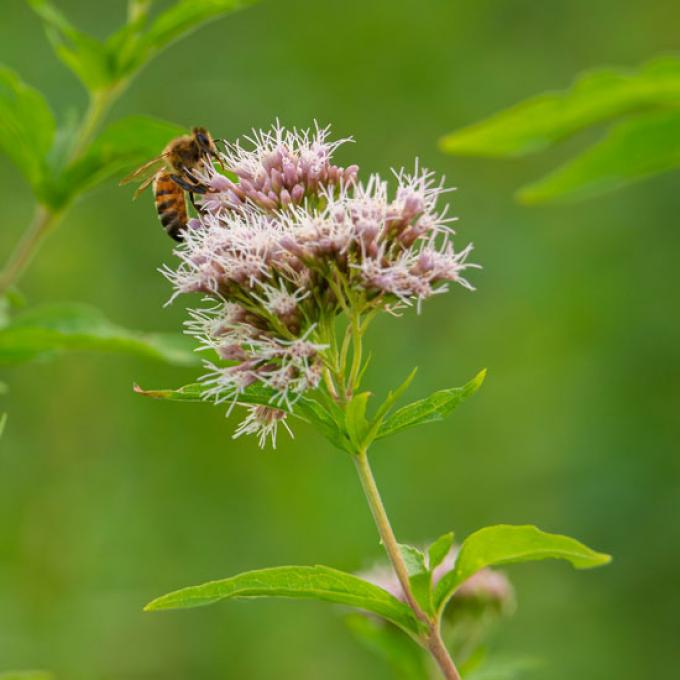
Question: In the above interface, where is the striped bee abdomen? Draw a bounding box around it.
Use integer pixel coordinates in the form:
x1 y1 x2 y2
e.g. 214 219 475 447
153 172 188 242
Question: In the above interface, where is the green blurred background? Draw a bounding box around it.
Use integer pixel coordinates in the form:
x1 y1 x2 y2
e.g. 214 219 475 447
1 1 679 678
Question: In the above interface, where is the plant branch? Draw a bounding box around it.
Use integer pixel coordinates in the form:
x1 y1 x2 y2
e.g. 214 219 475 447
0 84 121 294
353 448 461 680
0 206 60 294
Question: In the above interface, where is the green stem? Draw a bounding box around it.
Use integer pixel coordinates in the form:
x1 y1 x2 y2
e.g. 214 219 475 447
0 84 121 293
128 0 152 23
0 206 61 294
69 86 119 160
353 448 461 680
347 310 363 397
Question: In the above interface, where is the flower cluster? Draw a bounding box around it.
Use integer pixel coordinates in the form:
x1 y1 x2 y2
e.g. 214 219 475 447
163 122 478 446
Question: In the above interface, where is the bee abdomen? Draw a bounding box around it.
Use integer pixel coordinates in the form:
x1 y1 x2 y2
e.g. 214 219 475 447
153 172 187 242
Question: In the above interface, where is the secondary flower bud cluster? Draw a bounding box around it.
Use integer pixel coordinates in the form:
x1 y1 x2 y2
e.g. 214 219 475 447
163 122 478 447
360 545 514 616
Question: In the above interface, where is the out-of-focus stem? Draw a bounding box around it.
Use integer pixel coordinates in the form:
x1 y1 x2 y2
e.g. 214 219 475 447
0 206 60 295
69 86 119 160
128 0 152 23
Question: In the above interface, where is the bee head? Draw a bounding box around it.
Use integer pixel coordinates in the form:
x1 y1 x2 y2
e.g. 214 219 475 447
192 127 216 155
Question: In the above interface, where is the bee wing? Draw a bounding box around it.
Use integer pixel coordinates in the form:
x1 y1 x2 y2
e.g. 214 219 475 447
132 172 159 200
119 154 168 186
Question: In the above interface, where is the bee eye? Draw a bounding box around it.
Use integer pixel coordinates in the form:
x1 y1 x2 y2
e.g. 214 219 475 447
196 133 209 147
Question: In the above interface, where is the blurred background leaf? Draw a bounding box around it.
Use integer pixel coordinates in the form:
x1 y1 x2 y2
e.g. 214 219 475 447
517 109 680 204
122 0 255 77
27 0 112 91
0 65 55 194
0 302 198 366
47 115 185 208
440 55 680 202
345 614 430 680
0 673 54 680
440 57 680 158
29 0 256 91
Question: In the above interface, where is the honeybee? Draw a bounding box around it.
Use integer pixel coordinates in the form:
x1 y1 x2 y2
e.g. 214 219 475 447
120 127 218 241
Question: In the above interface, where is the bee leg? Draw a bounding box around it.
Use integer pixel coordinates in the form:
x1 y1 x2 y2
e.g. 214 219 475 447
189 191 204 214
169 173 207 195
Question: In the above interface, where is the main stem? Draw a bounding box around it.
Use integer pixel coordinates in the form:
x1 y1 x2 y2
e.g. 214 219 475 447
354 448 462 680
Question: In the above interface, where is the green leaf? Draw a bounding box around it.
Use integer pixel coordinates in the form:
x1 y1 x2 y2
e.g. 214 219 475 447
440 56 680 158
28 0 112 91
517 109 680 204
397 544 432 615
0 302 199 366
377 369 485 440
295 396 353 453
373 368 419 423
0 65 55 192
398 544 427 577
119 0 255 77
427 532 454 570
345 391 371 448
0 413 7 439
434 525 611 612
48 115 185 208
345 614 429 680
0 673 54 680
145 564 422 635
134 381 289 410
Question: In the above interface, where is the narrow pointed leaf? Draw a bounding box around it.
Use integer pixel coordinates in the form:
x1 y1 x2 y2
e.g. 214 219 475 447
145 565 422 635
28 0 112 91
434 525 611 612
397 544 432 614
345 391 371 447
134 381 287 410
0 303 198 366
440 56 680 158
0 66 55 192
377 369 485 440
518 109 680 204
121 0 256 76
375 368 419 422
0 413 7 439
427 532 454 570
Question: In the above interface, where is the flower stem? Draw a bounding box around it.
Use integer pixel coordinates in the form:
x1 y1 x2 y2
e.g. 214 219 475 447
353 448 461 680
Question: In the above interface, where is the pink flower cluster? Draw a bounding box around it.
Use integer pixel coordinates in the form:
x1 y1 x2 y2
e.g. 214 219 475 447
199 122 358 215
163 123 478 446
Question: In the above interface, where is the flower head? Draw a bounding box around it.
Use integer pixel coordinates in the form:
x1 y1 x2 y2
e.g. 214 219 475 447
163 122 478 446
